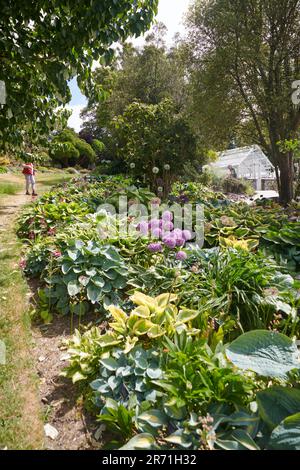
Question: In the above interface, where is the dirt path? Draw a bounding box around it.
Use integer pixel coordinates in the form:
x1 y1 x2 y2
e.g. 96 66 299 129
0 173 98 450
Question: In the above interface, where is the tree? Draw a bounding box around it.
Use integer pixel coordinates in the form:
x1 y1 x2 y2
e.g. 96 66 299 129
80 24 189 162
113 99 197 189
0 0 158 148
50 128 96 168
186 0 300 204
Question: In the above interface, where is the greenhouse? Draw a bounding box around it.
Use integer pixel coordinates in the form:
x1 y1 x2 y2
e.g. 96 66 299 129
208 145 276 190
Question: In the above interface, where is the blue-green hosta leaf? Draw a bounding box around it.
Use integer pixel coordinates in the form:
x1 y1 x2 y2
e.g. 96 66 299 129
87 284 102 304
164 431 192 449
67 280 81 297
108 375 121 391
146 366 163 379
120 433 156 450
269 413 300 450
226 330 300 378
138 410 168 429
100 357 118 371
230 429 260 450
257 386 300 430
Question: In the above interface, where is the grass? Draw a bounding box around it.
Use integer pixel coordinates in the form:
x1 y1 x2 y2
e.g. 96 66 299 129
0 182 21 195
0 170 73 449
0 225 44 449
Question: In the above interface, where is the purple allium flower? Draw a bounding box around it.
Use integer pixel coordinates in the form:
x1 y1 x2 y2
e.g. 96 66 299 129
163 235 177 249
176 237 185 247
149 219 160 230
182 230 192 241
173 228 183 238
162 211 173 222
151 228 162 239
148 242 163 253
176 251 187 261
28 231 35 240
137 221 149 236
163 221 174 232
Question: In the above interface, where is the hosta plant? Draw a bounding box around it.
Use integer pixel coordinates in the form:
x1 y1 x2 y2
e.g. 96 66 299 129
99 292 200 352
43 240 128 316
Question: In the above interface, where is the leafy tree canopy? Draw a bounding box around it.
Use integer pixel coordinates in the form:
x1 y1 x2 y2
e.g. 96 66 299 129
0 0 158 148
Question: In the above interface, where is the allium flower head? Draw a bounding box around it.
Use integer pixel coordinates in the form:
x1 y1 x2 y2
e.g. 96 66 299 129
148 242 163 253
163 221 174 232
176 251 187 261
164 164 171 171
162 211 173 222
163 235 177 249
151 228 162 239
157 187 163 193
182 230 192 241
152 167 159 174
53 250 62 258
130 163 136 169
149 218 160 230
137 221 149 236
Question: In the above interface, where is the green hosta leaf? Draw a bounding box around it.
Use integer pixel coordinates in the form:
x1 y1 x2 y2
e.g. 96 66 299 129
132 319 155 336
100 357 119 371
257 386 300 430
146 367 163 379
87 284 102 304
98 333 121 348
67 249 78 261
230 429 260 450
147 325 165 338
269 413 300 450
120 433 156 450
176 309 199 324
132 306 151 318
164 432 192 449
138 410 167 429
62 262 72 274
67 280 81 297
226 330 300 378
155 293 177 308
93 276 105 288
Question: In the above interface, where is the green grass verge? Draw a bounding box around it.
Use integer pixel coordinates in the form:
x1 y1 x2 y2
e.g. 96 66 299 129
0 225 44 449
0 182 21 195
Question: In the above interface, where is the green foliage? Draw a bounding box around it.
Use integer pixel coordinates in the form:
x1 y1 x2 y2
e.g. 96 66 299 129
44 240 128 315
114 99 197 188
100 292 200 352
180 248 297 336
50 129 96 168
226 330 300 378
0 0 158 148
0 166 8 174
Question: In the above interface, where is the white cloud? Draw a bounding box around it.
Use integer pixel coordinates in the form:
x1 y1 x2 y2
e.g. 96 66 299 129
66 104 85 132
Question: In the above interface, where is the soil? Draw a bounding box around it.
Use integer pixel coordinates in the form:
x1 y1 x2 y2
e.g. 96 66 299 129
32 316 100 450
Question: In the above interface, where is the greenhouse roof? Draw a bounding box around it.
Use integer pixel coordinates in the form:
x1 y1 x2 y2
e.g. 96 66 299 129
215 145 267 169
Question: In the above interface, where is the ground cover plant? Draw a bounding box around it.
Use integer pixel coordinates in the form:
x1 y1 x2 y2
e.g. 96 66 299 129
16 175 300 451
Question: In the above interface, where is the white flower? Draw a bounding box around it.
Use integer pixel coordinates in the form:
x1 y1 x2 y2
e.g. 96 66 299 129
152 167 159 174
164 164 170 171
157 187 163 193
130 163 136 169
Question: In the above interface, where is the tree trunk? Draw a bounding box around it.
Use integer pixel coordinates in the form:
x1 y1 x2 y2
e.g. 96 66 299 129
278 152 294 205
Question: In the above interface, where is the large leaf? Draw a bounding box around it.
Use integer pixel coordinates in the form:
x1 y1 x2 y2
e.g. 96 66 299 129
138 410 167 429
120 433 156 450
67 280 81 297
226 330 300 378
257 387 300 430
269 413 300 450
87 284 102 304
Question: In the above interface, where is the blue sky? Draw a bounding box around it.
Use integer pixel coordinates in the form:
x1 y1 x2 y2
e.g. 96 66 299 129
67 0 191 131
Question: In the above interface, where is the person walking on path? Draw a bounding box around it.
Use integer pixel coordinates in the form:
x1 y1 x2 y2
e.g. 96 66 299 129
22 162 37 196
